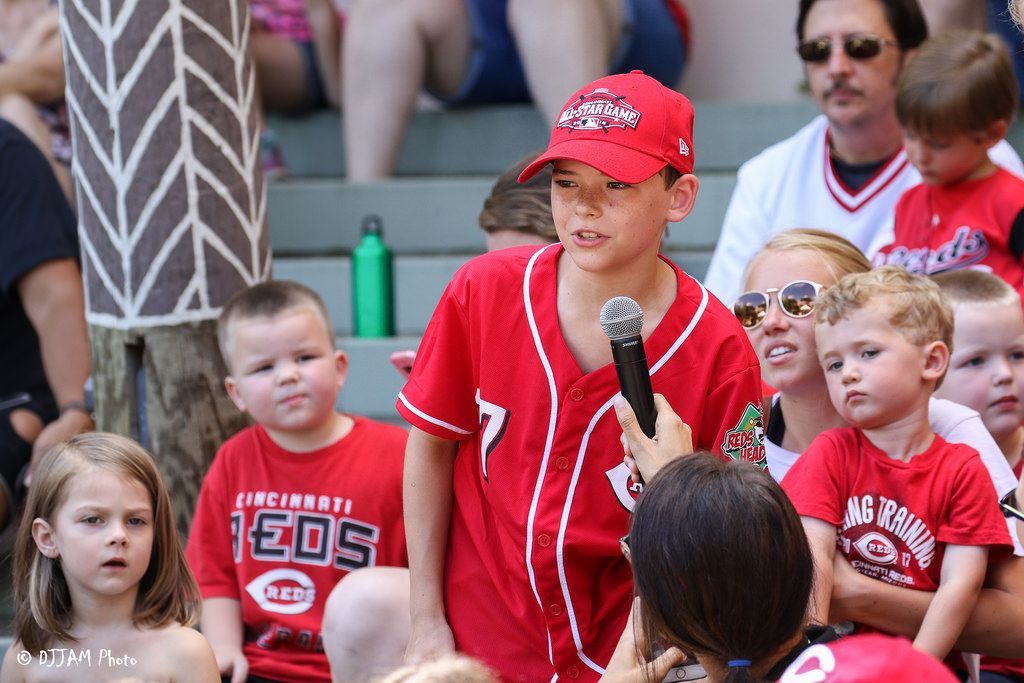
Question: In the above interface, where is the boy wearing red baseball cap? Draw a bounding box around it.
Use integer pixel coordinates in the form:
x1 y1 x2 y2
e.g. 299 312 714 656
397 71 763 681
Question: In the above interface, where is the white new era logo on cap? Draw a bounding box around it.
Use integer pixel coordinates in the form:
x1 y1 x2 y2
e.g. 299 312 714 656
679 139 690 156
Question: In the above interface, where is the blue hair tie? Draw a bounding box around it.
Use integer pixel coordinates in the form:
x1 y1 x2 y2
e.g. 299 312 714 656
727 659 752 668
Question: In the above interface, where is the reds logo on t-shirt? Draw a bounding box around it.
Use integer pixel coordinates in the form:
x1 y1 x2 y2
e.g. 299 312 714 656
852 531 898 565
557 88 642 132
721 403 766 468
246 568 317 615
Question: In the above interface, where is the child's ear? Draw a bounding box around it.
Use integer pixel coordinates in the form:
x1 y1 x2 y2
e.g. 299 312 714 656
982 120 1009 148
224 376 247 413
334 350 349 391
666 173 700 224
921 341 950 382
31 518 59 559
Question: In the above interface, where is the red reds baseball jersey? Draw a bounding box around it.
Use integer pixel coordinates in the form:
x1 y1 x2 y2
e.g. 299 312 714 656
875 169 1024 296
397 244 763 681
186 419 408 683
783 428 1011 595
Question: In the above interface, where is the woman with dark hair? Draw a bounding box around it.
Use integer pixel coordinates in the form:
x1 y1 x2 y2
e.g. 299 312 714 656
602 453 817 683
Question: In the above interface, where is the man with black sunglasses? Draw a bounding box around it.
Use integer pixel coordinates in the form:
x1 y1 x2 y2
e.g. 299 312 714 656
704 0 1024 306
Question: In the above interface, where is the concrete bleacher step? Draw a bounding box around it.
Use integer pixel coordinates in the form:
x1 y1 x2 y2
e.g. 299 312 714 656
268 101 825 178
275 251 711 338
268 174 735 255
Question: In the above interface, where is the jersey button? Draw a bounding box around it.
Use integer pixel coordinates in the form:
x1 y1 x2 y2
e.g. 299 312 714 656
548 603 562 616
566 665 580 679
537 533 551 548
555 456 569 471
569 388 584 401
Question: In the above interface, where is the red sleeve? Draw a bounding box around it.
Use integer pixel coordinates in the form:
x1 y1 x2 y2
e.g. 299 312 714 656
185 450 241 600
396 271 478 441
940 447 1013 560
781 430 847 526
701 361 766 467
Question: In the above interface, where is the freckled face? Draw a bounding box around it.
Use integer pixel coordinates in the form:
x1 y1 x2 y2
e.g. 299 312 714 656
550 160 676 274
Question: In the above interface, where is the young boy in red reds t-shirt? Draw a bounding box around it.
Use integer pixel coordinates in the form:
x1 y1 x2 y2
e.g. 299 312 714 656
186 281 408 683
874 31 1024 298
397 71 764 681
783 266 1011 661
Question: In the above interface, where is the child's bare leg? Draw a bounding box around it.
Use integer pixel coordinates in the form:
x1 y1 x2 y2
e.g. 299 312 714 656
341 0 470 181
303 0 341 108
506 0 621 127
323 566 411 683
250 25 311 113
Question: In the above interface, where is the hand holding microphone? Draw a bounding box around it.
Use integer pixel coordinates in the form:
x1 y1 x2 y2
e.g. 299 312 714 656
601 297 694 483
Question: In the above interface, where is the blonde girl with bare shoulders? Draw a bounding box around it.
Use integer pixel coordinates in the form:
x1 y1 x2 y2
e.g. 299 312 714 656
0 432 218 683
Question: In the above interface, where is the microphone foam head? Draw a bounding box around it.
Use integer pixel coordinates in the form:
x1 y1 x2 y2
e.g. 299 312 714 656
600 296 644 340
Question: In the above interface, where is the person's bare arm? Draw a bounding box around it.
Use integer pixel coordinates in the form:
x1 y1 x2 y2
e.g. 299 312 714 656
912 544 987 658
303 0 341 108
18 258 93 465
404 427 458 664
831 553 1024 656
802 517 838 625
200 597 248 683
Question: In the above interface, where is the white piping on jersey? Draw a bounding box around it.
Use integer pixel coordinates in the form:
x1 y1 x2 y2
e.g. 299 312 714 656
557 395 618 675
822 133 908 213
522 244 560 668
396 392 473 435
556 268 710 673
650 272 708 374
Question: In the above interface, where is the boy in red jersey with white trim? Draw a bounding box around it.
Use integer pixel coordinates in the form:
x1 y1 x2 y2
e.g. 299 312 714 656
397 70 763 681
783 267 1012 663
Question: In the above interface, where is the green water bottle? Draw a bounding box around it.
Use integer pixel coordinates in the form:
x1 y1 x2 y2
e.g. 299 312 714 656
352 215 395 337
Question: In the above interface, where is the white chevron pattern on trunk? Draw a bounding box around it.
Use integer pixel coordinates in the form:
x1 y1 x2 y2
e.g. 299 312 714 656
60 0 270 328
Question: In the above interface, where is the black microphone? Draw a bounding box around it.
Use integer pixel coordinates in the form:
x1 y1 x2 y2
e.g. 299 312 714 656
600 296 656 438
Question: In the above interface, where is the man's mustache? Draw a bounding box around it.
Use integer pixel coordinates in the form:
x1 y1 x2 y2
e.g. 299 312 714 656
825 80 864 97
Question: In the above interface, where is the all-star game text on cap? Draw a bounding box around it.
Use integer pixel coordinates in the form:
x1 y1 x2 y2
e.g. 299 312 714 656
518 70 695 184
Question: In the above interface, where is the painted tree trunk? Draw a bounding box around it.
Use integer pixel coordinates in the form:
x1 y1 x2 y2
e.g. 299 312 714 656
60 0 269 534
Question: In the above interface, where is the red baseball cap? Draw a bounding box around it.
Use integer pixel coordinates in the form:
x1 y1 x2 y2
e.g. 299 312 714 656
518 70 695 184
779 635 958 683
